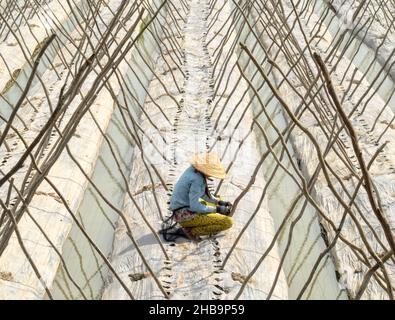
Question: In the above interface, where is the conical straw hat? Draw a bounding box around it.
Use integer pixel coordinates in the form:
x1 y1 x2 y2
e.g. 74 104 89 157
190 153 227 179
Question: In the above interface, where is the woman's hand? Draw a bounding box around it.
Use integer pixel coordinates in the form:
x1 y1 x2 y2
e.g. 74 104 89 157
216 205 231 215
218 200 232 208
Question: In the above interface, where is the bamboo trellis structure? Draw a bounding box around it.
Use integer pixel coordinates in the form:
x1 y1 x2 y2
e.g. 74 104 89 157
0 0 394 300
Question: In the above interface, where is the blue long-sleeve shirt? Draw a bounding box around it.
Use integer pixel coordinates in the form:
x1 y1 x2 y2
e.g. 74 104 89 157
169 166 218 214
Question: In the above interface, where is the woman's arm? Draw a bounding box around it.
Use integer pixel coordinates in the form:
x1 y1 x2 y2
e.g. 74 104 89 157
188 180 216 214
201 193 218 205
